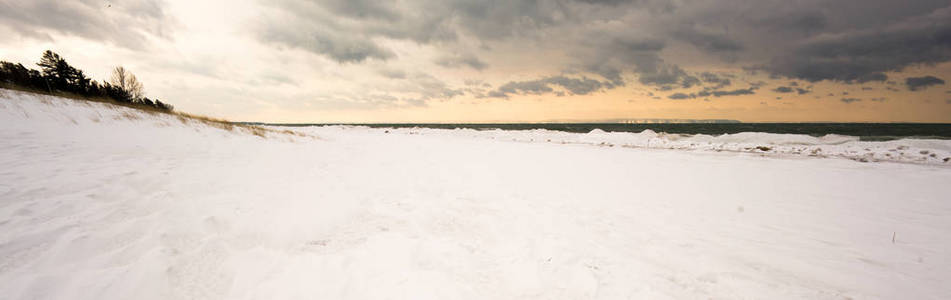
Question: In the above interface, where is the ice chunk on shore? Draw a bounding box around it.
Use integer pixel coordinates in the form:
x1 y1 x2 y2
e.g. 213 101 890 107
315 125 951 165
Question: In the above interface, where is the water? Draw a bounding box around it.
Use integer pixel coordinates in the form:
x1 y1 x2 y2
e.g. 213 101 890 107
257 123 951 141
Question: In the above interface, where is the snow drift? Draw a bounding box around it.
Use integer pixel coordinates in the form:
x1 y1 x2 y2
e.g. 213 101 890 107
2 89 951 299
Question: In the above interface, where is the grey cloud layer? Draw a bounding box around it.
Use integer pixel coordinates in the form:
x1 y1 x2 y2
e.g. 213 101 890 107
254 0 951 102
767 8 951 83
7 0 948 107
0 0 173 49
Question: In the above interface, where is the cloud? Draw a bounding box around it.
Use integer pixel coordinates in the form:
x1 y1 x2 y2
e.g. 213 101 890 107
257 0 951 97
699 72 732 89
435 53 488 70
708 88 756 97
773 85 812 95
672 25 744 54
487 75 606 98
379 69 407 79
315 0 401 21
0 0 174 49
773 86 794 93
666 87 757 99
489 80 553 98
579 36 703 90
754 9 828 35
906 75 946 91
577 36 667 87
667 93 692 100
259 20 395 63
406 73 466 100
544 76 605 95
637 64 701 89
766 6 951 83
840 97 862 103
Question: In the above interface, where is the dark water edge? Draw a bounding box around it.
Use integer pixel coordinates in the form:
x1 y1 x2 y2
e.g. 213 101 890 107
247 123 951 141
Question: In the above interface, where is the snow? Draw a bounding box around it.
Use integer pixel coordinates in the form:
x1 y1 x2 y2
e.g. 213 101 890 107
338 126 951 166
2 89 951 299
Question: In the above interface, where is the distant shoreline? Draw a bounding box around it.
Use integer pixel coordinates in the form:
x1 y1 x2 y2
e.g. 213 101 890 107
241 122 951 141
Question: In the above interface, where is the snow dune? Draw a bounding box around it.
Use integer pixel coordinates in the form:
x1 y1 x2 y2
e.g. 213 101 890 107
2 89 951 299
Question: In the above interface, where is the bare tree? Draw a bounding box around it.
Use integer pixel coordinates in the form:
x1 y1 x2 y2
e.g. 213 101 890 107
110 66 144 101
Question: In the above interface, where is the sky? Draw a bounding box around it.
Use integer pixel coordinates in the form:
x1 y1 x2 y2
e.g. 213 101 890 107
1 0 950 123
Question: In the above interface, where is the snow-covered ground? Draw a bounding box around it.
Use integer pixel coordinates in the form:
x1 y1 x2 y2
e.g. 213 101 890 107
2 89 951 299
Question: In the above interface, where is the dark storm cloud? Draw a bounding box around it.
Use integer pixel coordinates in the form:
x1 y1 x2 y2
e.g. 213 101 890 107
672 26 744 54
766 6 951 83
906 76 946 91
256 0 951 101
754 10 828 35
260 0 697 89
487 75 606 98
258 0 630 62
574 0 632 5
577 37 668 87
0 0 173 49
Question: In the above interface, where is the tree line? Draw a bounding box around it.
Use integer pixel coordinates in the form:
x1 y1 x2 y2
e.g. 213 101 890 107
0 50 172 111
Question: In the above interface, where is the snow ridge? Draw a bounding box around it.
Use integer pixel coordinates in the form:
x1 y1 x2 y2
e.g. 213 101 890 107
298 126 951 165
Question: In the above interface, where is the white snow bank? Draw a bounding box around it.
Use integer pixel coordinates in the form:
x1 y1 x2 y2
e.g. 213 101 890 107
3 90 951 299
296 125 951 165
0 89 305 143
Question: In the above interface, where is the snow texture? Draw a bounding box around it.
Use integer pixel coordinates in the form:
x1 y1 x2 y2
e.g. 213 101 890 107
2 89 951 299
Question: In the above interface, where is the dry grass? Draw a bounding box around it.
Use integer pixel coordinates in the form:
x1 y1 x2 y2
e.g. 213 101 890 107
1 85 311 139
